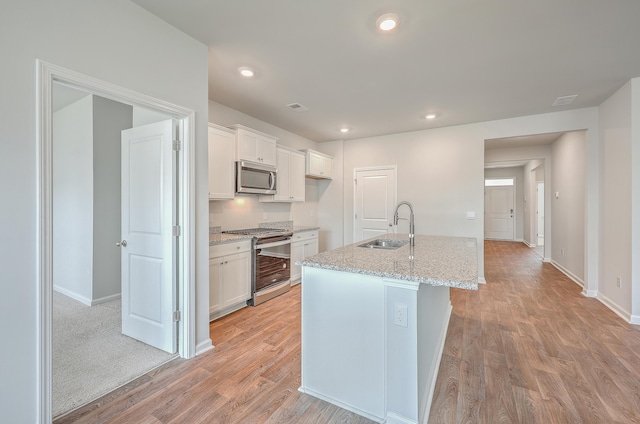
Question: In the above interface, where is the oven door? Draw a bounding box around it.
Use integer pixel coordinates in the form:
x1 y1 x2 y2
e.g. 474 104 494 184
255 237 291 292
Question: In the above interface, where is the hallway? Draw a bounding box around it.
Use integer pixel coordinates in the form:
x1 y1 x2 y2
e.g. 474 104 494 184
429 240 640 423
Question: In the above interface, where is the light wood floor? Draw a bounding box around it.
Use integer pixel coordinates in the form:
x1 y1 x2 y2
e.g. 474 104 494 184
429 241 640 424
55 241 640 423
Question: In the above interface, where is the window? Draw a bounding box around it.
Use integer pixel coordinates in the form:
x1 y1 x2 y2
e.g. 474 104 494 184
485 178 514 187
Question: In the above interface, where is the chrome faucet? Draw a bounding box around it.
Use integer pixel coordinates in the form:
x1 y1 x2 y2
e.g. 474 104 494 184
393 201 415 246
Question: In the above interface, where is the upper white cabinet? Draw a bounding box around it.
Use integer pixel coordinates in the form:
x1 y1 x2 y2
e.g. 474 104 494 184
208 123 236 200
260 146 305 203
228 124 277 166
301 149 333 179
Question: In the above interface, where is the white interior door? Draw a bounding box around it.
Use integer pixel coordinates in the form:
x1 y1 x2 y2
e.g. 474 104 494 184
485 185 515 240
354 167 397 243
537 182 545 246
121 119 176 353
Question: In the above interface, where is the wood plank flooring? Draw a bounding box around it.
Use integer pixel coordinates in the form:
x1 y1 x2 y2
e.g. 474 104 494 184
54 284 374 424
429 240 640 424
55 241 640 423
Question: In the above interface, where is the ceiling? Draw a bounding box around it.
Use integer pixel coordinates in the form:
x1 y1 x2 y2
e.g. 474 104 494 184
131 0 640 142
484 132 563 150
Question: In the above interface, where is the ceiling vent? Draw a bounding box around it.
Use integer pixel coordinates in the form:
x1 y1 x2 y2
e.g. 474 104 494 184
286 102 309 112
552 95 578 106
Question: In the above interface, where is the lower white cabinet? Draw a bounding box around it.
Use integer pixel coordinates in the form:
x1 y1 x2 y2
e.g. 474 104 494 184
209 240 252 320
290 230 319 284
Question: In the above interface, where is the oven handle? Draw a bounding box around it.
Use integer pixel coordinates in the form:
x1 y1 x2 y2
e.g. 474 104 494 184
256 238 291 249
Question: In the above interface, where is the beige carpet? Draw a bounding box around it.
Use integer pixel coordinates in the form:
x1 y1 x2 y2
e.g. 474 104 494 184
53 292 176 418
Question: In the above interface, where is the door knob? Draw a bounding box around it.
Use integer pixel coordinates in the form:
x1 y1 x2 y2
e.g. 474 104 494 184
116 240 127 247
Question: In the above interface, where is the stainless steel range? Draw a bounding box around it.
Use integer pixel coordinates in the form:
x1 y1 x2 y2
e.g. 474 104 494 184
223 227 292 305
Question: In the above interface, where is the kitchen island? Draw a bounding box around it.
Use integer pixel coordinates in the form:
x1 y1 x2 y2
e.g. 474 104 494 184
297 234 477 424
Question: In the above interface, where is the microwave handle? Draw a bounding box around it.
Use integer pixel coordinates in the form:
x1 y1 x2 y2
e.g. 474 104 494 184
269 171 276 190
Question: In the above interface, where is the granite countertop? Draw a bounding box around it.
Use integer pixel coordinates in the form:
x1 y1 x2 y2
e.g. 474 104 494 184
297 233 478 290
209 233 253 246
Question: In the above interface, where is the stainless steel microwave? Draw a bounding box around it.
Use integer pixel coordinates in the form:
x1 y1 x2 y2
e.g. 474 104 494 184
236 160 277 194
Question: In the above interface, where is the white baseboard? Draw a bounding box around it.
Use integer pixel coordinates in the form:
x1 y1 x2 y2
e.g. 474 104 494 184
550 260 584 287
387 411 417 424
630 315 640 325
195 339 214 356
582 289 598 298
298 386 385 423
90 293 121 306
53 286 121 306
419 301 453 424
209 301 248 322
596 292 632 323
522 240 535 247
478 277 486 284
53 285 91 306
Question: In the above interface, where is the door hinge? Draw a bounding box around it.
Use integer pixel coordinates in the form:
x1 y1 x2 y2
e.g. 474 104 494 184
173 139 181 151
173 310 181 322
173 225 181 236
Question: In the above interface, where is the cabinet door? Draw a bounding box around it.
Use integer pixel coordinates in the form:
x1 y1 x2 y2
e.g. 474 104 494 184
289 151 306 201
320 156 333 179
221 251 251 308
208 125 236 199
237 129 260 163
257 136 277 166
308 152 324 176
209 258 222 313
304 238 319 258
290 241 305 283
274 148 291 201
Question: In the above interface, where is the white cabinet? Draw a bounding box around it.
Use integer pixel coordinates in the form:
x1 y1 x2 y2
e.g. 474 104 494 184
208 124 236 200
290 230 319 284
301 149 333 179
209 240 252 320
260 146 305 202
228 124 277 166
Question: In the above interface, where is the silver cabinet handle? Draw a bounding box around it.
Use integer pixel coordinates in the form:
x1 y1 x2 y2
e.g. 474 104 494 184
116 240 127 247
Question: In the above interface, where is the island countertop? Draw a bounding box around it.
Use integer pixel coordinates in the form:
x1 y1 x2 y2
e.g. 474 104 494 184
298 233 478 290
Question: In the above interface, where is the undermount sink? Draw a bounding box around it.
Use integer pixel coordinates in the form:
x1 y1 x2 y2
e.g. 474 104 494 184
358 239 409 250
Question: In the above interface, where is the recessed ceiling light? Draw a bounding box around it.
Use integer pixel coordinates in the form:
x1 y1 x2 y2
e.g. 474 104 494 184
238 67 255 78
340 128 350 133
425 113 438 120
376 13 399 32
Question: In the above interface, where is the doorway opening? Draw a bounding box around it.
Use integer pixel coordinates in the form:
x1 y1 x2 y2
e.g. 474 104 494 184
38 61 196 422
484 177 516 241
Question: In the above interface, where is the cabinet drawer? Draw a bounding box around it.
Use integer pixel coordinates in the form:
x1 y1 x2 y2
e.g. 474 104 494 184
292 230 318 243
210 240 251 258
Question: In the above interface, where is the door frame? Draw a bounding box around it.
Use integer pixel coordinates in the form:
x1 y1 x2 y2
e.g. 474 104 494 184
352 165 398 243
36 61 196 422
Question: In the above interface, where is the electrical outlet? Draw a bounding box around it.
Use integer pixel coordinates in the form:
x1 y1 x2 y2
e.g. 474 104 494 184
617 276 622 288
394 304 408 327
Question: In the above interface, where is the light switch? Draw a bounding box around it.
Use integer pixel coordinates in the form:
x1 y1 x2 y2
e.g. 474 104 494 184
466 211 476 220
555 192 560 199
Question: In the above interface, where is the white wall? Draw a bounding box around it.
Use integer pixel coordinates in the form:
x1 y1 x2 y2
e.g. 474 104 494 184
484 167 525 241
316 140 344 251
551 131 586 283
208 100 322 230
0 1 208 421
53 95 94 302
52 95 132 304
334 109 599 283
486 146 552 257
92 96 133 301
523 160 544 248
599 81 632 315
